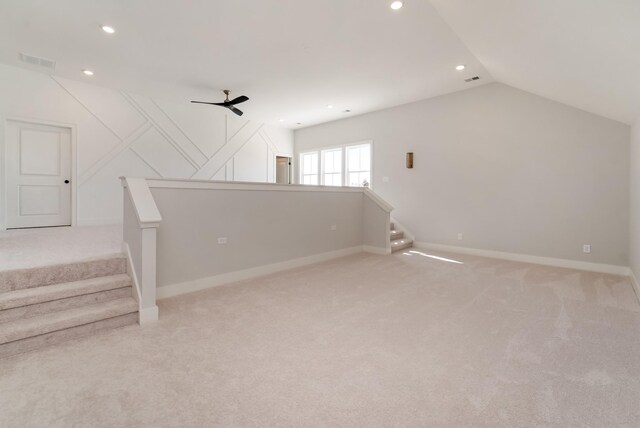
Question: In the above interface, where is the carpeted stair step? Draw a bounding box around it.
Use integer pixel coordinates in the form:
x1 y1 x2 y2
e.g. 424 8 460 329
0 297 138 347
391 238 413 252
0 312 137 359
390 230 404 240
0 254 126 292
0 274 132 323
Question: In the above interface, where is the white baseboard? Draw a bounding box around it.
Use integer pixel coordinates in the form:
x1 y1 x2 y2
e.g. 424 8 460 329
413 241 629 276
157 246 364 299
363 245 391 255
630 270 640 305
139 305 159 324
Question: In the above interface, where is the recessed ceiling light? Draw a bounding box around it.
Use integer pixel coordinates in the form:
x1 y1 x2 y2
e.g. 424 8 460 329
456 64 466 71
279 119 284 122
101 25 115 34
296 122 302 125
327 105 334 109
343 109 351 113
82 69 94 76
390 1 403 10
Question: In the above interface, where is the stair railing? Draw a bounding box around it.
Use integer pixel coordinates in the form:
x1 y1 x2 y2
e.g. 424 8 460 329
120 177 161 324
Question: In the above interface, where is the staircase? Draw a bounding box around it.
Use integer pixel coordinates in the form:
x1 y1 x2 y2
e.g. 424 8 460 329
390 221 413 252
0 254 138 358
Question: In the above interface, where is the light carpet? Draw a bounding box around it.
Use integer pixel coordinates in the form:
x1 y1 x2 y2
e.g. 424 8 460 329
1 250 640 427
0 225 122 271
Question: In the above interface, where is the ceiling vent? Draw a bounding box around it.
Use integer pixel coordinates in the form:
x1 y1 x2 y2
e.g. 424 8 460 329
19 52 56 71
465 76 480 83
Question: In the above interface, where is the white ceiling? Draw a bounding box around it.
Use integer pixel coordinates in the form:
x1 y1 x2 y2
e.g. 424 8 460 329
2 1 638 128
0 0 491 128
430 0 640 125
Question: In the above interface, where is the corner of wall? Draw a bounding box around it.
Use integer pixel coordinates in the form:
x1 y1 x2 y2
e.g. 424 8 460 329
629 121 640 280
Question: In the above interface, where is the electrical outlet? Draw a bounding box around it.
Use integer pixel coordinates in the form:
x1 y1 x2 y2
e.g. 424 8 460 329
382 176 389 183
457 233 463 240
217 237 228 245
330 225 337 231
583 244 591 254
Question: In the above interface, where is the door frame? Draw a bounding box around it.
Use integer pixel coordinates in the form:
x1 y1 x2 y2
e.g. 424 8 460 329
0 116 78 231
273 152 293 184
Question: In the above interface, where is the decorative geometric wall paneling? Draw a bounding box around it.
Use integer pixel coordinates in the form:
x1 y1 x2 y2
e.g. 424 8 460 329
124 93 208 168
191 121 264 180
51 75 289 185
43 74 292 223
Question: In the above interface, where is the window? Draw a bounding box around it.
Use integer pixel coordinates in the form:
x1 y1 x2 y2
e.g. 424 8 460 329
300 151 319 185
321 148 342 186
300 142 371 187
345 144 371 187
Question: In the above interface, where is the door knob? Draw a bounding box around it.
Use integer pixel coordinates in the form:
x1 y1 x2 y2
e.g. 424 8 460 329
64 180 70 184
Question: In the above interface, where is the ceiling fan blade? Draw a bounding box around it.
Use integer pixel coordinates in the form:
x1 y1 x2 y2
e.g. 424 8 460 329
226 95 249 105
191 100 228 106
228 105 244 116
191 101 223 105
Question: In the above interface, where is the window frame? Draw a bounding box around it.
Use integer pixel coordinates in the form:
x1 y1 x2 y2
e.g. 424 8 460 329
320 147 343 186
299 151 320 185
299 141 373 188
344 143 372 188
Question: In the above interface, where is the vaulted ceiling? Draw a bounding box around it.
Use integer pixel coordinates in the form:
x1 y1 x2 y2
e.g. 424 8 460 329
430 0 640 125
0 0 638 127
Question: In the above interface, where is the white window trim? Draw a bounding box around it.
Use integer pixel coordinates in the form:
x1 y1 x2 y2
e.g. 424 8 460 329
298 140 373 188
299 151 320 185
320 147 343 186
344 143 372 188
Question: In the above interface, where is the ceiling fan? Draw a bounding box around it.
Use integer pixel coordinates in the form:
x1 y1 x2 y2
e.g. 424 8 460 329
191 90 249 116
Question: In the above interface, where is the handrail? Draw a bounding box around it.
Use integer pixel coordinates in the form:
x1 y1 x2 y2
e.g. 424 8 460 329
364 187 394 213
141 178 394 212
120 176 161 324
144 177 362 192
120 177 162 228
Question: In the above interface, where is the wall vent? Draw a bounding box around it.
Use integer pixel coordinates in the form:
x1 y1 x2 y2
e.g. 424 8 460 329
19 52 56 71
465 76 480 83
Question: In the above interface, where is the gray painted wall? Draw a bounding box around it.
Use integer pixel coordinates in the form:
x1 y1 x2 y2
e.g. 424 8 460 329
363 196 390 250
149 186 388 288
630 123 640 277
295 83 630 266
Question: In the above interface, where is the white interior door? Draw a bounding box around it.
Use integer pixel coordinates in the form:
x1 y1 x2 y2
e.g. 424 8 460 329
275 156 291 184
5 121 72 229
